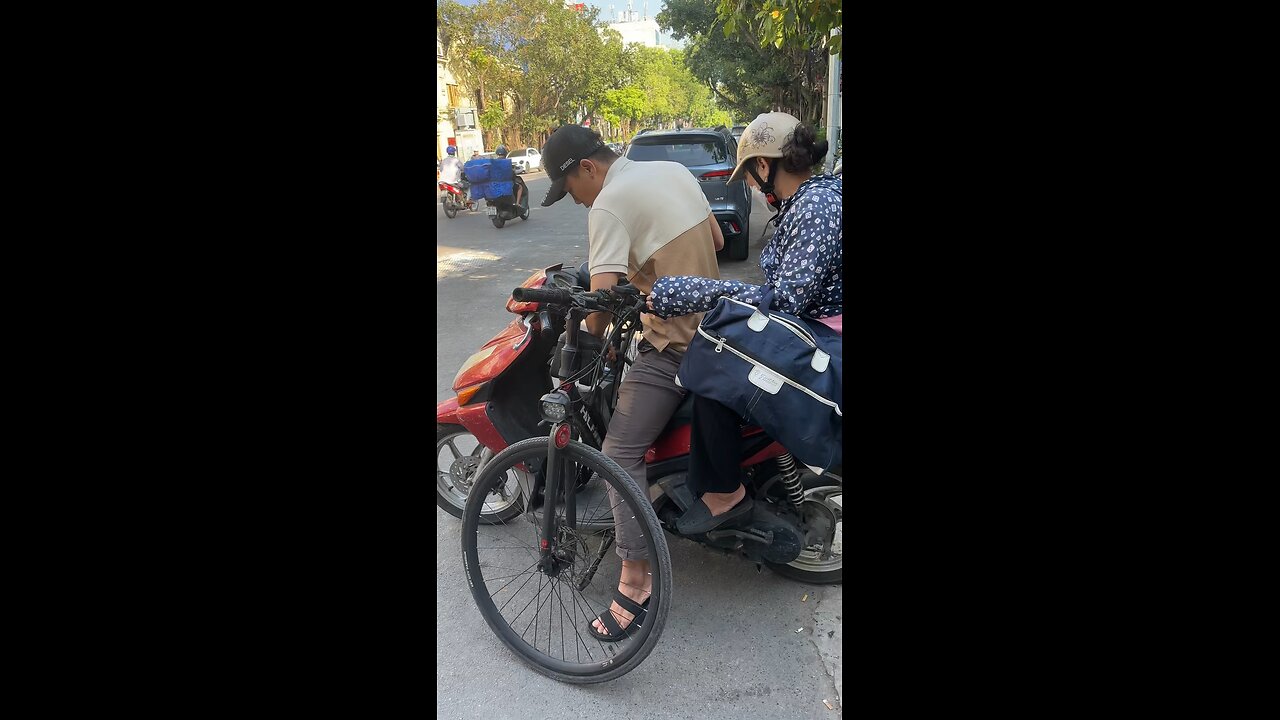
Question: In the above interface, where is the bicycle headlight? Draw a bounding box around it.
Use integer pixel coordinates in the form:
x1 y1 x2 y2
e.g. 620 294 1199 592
539 391 570 423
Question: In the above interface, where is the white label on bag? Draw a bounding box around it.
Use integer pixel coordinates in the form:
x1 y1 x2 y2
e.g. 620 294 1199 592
748 365 785 394
811 349 830 373
748 310 770 332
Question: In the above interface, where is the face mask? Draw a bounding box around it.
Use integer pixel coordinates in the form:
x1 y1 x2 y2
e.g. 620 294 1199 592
746 159 784 222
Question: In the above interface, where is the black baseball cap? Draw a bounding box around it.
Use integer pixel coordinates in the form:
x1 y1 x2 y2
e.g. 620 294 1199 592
540 125 607 207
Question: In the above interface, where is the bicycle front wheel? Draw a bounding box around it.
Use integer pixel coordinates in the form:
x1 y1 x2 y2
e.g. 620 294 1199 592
461 436 672 683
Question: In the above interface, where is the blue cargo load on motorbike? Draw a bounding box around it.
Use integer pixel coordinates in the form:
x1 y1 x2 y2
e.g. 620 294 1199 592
484 180 515 203
463 158 492 183
463 158 516 201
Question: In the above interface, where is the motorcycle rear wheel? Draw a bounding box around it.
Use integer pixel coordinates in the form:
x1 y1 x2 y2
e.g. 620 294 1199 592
443 197 458 219
764 467 843 585
491 215 505 228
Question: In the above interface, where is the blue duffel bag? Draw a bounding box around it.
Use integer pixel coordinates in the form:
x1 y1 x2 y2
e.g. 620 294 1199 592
469 181 487 201
676 289 842 472
463 158 492 183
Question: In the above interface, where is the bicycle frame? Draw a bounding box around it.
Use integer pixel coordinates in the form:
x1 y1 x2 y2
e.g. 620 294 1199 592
536 294 642 569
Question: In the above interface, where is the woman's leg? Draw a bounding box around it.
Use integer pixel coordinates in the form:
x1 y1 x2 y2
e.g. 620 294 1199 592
684 394 749 518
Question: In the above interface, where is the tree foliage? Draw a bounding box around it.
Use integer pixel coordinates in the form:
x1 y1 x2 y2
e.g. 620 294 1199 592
438 0 635 145
439 0 735 145
658 0 831 126
715 0 841 58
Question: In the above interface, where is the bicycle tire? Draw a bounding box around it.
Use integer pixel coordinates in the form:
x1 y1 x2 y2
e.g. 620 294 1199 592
461 436 672 683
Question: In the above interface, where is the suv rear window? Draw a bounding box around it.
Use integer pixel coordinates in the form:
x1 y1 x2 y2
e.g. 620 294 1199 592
628 137 728 167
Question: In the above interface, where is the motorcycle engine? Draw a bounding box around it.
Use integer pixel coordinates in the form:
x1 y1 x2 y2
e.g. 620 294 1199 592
742 503 806 565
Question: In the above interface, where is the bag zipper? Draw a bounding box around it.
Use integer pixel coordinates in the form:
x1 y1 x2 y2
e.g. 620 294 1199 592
722 297 818 349
696 327 842 416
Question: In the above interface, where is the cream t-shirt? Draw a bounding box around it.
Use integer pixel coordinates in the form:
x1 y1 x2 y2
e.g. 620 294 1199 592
587 156 721 352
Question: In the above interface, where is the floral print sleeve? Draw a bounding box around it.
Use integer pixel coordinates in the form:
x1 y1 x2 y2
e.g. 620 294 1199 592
649 175 842 320
649 277 761 317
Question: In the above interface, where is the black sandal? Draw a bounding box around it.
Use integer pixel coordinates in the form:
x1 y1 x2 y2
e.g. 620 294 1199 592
587 589 651 642
676 495 754 535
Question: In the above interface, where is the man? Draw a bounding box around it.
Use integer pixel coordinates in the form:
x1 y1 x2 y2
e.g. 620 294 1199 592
493 145 528 212
540 125 725 641
439 145 463 185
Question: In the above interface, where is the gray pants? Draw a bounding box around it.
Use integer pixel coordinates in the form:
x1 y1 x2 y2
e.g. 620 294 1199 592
601 340 686 561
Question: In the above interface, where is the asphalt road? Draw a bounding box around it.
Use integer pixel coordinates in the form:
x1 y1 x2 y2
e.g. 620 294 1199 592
436 171 842 719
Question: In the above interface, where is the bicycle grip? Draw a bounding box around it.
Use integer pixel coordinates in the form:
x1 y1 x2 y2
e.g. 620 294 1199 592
512 286 573 304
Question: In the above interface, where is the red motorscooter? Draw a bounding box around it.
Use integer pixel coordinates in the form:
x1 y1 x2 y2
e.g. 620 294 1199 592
436 263 842 583
439 179 476 219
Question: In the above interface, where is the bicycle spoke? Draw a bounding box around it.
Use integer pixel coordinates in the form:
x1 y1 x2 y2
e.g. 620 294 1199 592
496 566 543 615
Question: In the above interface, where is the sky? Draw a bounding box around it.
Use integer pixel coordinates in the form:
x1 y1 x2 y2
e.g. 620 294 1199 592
447 0 685 48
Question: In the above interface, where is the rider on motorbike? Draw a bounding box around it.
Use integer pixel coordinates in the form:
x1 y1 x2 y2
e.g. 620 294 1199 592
440 145 474 207
539 124 726 641
440 145 463 186
647 112 843 534
494 145 527 211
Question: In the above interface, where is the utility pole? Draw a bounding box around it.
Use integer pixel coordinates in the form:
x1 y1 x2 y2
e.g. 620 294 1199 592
824 28 841 174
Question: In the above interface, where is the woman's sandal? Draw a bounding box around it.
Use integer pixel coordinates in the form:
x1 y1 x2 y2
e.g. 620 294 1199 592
587 589 651 642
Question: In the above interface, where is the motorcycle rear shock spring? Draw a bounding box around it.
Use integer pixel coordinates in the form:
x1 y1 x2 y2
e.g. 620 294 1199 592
777 452 805 509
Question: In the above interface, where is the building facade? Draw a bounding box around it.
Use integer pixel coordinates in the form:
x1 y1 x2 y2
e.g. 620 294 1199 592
605 2 662 48
437 36 486 161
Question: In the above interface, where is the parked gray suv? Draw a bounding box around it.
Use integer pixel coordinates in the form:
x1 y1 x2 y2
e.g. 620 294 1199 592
624 127 752 260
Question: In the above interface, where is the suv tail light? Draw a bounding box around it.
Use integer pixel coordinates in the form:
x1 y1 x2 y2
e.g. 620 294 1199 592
699 170 732 181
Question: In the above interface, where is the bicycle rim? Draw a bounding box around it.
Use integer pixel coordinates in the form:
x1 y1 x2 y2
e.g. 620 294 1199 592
461 437 672 683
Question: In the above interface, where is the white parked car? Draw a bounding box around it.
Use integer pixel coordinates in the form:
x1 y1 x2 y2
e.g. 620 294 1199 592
506 147 542 174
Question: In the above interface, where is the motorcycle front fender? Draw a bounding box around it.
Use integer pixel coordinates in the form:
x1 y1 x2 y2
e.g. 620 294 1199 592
436 396 461 425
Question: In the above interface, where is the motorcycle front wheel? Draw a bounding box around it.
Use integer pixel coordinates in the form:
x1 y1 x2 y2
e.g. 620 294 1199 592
436 424 523 523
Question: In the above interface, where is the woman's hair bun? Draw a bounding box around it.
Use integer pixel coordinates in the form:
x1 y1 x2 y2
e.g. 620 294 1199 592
781 123 830 172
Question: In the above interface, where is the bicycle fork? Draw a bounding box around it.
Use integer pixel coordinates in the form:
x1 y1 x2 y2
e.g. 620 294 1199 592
537 421 577 576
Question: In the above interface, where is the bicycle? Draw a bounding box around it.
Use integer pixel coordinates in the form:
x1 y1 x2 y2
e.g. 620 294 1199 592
460 283 673 683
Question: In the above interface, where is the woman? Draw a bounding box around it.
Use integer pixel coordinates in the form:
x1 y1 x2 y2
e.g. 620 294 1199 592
647 111 843 534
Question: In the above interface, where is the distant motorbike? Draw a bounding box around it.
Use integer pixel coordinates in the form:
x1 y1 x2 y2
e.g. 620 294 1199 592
440 179 476 219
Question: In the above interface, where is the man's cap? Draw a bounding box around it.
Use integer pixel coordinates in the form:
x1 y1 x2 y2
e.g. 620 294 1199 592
540 125 607 207
728 112 801 185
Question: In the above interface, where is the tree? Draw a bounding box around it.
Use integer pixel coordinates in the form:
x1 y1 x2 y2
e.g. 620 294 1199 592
715 0 841 58
437 0 635 145
657 0 828 126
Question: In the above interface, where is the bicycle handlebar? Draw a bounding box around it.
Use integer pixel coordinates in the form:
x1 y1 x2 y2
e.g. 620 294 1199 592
511 284 645 312
512 287 574 304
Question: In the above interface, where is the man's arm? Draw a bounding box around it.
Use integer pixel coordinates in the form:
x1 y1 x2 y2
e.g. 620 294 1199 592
586 272 624 338
708 213 725 251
